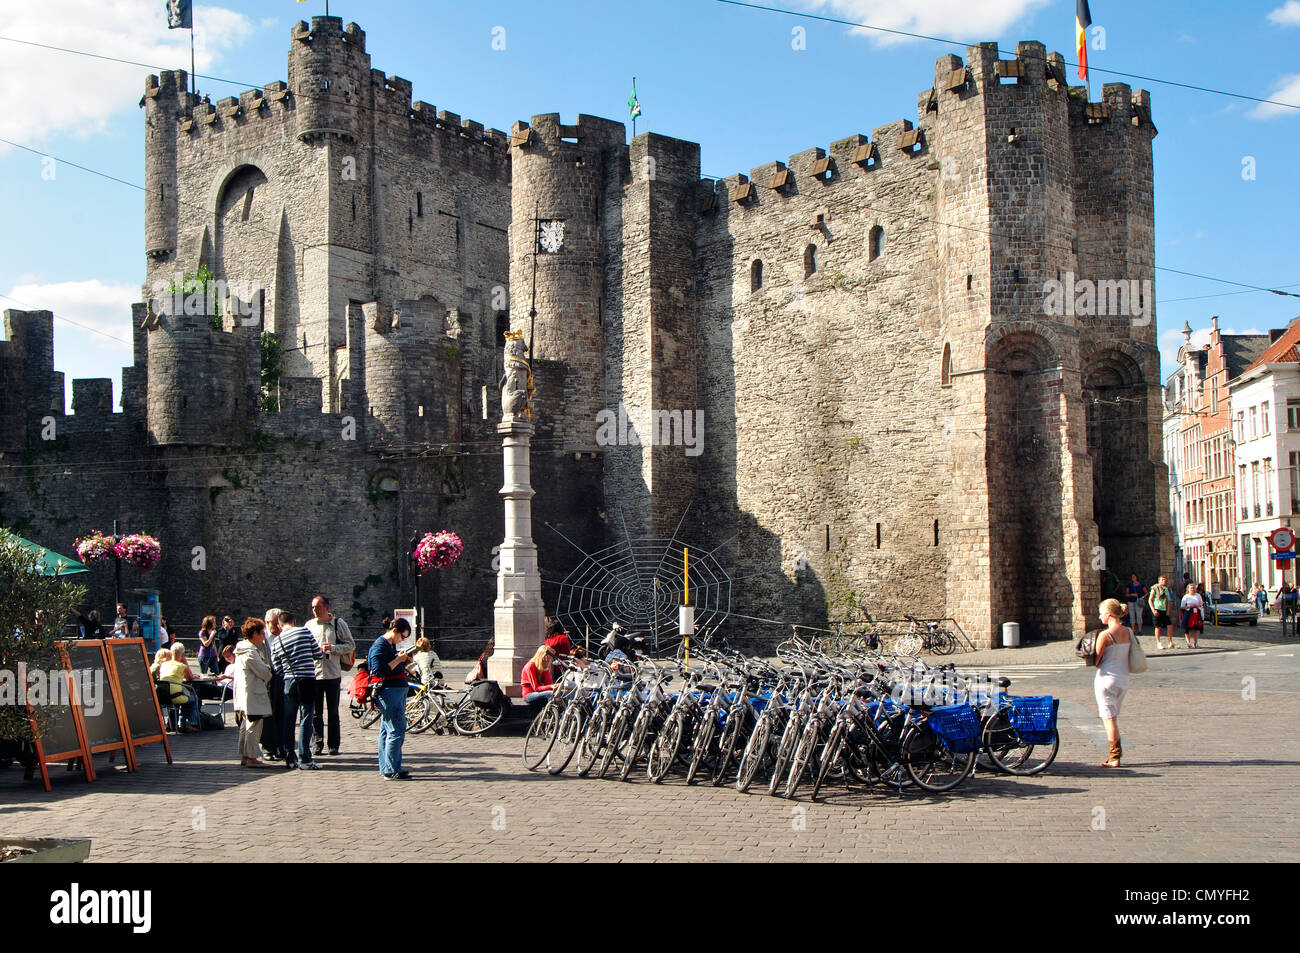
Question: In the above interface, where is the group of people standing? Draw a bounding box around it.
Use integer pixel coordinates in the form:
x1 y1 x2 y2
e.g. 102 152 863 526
155 597 357 769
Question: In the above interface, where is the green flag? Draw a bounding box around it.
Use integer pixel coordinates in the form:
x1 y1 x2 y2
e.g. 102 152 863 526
628 80 641 121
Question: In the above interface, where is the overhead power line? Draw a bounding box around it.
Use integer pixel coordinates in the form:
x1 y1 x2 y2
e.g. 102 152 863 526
711 0 1300 112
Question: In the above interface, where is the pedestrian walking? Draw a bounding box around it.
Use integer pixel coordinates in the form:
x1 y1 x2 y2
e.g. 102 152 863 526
234 618 272 768
1124 572 1147 635
368 618 414 780
1094 598 1132 768
306 595 355 757
269 610 323 770
197 615 219 675
1180 583 1204 649
1147 575 1173 649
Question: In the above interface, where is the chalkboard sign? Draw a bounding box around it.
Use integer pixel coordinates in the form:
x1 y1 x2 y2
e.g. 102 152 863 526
26 655 93 792
106 639 171 765
64 641 130 768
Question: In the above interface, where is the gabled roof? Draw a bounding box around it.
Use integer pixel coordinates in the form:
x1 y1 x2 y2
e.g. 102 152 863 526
1244 317 1300 373
1221 334 1273 380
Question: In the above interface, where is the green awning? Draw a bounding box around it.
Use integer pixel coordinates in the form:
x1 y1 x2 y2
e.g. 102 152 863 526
6 533 90 576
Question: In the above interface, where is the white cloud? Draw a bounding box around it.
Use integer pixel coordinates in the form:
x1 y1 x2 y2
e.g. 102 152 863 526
1250 74 1300 119
797 0 1052 46
0 2 257 153
3 279 138 412
1268 2 1300 26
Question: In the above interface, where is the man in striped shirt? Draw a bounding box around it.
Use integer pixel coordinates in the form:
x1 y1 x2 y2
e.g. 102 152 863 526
270 610 323 769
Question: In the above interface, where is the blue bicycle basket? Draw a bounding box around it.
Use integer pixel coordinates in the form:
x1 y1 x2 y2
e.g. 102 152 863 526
925 704 982 754
1008 696 1058 745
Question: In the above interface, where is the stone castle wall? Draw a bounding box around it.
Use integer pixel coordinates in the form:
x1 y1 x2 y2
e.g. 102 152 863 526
0 21 1171 649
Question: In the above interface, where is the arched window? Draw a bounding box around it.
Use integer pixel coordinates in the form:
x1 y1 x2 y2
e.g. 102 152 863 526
803 244 818 278
751 259 763 292
869 225 884 261
941 343 952 386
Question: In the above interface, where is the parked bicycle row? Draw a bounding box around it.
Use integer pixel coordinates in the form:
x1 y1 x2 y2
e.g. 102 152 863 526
787 615 967 656
520 629 1060 801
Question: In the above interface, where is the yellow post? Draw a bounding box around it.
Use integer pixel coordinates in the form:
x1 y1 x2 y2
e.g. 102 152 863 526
683 547 690 670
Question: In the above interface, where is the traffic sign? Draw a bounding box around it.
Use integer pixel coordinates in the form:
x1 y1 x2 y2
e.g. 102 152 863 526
1270 527 1294 551
1272 551 1296 561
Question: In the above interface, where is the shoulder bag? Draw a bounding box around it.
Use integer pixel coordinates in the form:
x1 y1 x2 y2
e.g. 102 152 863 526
1128 631 1148 674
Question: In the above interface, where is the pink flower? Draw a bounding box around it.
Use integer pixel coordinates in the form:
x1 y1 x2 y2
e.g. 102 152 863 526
415 530 463 573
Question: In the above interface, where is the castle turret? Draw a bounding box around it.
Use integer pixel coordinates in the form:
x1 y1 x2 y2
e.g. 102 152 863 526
143 70 188 261
289 17 368 144
509 114 627 450
145 312 255 447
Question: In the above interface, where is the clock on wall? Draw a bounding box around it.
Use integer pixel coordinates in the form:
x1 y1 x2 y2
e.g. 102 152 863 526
537 219 565 254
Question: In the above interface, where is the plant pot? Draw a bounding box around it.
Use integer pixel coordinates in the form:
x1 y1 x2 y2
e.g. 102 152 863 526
0 837 92 863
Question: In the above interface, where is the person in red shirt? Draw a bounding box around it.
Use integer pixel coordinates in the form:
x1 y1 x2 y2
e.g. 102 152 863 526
543 617 573 656
521 644 556 705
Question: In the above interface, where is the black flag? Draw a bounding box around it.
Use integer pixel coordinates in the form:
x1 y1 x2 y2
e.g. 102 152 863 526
166 0 192 30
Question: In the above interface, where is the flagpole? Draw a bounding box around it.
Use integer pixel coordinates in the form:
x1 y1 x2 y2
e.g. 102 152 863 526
632 76 637 138
190 24 195 97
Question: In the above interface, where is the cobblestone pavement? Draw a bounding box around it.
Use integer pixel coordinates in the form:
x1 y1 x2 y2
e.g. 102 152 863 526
2 646 1296 862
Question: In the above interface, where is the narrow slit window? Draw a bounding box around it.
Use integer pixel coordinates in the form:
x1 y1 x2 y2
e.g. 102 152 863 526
933 519 940 546
751 259 763 292
416 192 423 217
869 225 884 261
941 343 952 386
875 523 881 549
804 244 818 278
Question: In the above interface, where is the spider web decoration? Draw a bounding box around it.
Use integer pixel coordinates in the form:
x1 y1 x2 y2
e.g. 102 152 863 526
553 536 731 656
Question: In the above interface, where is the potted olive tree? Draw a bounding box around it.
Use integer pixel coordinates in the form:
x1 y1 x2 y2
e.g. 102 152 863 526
0 529 92 862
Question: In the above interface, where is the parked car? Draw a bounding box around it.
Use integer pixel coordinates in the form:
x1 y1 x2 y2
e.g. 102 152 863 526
1212 592 1258 626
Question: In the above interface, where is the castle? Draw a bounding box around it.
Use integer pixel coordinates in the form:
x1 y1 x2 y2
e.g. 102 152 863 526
0 17 1172 648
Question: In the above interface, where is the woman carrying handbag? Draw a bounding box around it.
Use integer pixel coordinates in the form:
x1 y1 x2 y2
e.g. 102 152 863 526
1093 598 1133 768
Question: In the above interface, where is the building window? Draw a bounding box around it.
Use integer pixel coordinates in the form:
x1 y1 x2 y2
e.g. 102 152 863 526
1249 406 1257 441
416 191 423 217
941 343 951 386
1265 458 1274 514
869 225 884 261
1237 410 1245 442
1291 452 1300 514
803 244 818 277
1262 401 1271 435
1288 399 1300 430
751 259 763 292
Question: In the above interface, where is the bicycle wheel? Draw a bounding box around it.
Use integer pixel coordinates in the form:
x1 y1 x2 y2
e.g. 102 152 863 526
522 703 563 771
407 693 436 733
736 713 772 793
547 704 586 775
684 710 717 785
711 706 746 786
810 718 846 802
767 712 802 796
985 711 1059 776
597 710 629 779
783 719 822 800
454 696 506 736
647 712 684 783
619 712 654 781
902 725 976 793
359 705 381 730
576 706 609 777
933 630 956 656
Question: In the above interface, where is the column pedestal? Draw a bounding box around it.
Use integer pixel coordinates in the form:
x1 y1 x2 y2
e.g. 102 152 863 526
488 415 546 696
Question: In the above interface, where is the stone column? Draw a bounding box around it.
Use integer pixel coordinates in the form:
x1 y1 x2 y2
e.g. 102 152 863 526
488 414 545 696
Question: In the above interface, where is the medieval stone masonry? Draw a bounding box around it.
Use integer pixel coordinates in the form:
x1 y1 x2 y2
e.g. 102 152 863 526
0 18 1171 649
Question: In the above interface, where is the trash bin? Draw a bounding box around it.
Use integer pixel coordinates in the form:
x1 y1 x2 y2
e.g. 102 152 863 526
1002 622 1020 648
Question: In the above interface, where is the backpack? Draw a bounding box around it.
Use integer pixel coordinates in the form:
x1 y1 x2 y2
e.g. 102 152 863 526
1151 586 1168 612
469 679 504 708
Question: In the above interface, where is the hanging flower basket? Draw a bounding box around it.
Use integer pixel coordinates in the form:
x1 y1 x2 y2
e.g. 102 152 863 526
73 530 116 565
114 533 162 571
415 530 463 574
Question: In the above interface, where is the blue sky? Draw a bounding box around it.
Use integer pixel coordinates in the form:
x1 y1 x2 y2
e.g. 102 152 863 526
1 0 1298 408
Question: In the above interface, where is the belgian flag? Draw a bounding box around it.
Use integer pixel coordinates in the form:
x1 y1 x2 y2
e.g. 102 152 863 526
1075 1 1093 82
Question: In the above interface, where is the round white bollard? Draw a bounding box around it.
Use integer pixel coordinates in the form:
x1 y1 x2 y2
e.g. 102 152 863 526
1002 622 1020 648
